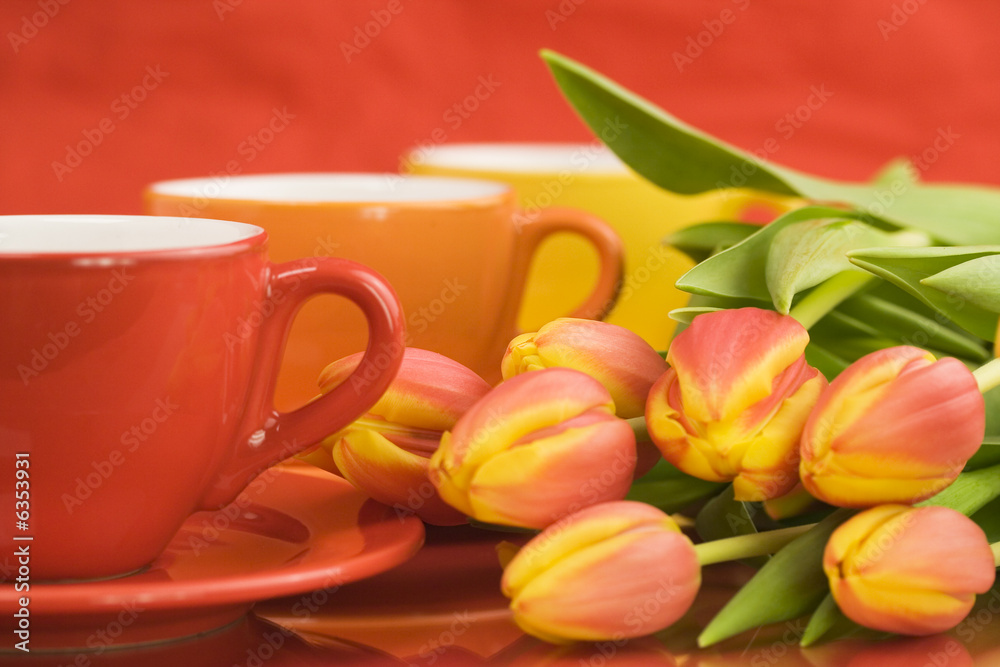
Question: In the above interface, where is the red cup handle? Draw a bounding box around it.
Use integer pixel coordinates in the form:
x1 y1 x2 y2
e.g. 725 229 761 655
514 207 624 322
200 257 405 508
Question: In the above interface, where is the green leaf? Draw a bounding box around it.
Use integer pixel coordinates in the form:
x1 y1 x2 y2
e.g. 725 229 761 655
665 221 760 264
965 436 1000 471
668 306 721 324
837 294 990 362
922 255 1000 313
870 157 919 188
541 50 1000 246
697 508 855 647
800 594 844 647
694 485 767 569
626 460 725 513
969 495 1000 542
985 391 1000 439
766 219 891 314
848 247 1000 341
804 342 851 379
676 206 868 301
541 49 801 197
918 463 1000 515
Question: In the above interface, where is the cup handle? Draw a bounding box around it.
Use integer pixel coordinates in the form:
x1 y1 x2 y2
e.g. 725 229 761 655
514 207 624 322
199 257 405 508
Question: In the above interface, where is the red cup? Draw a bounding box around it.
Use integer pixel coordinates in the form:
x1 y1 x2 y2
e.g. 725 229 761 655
0 215 405 581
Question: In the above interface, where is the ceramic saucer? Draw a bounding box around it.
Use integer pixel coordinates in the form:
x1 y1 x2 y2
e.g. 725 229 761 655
0 465 424 651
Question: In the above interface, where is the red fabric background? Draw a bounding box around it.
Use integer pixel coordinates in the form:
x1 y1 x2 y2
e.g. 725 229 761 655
2 0 999 215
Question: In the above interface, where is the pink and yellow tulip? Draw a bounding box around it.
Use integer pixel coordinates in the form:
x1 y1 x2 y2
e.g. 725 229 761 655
316 348 491 526
429 367 637 529
501 501 700 643
502 318 668 419
800 346 984 507
824 504 995 635
645 308 826 501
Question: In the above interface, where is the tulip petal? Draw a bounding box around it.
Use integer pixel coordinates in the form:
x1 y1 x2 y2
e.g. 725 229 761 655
467 416 636 528
668 308 810 424
503 318 668 419
432 368 616 501
510 530 700 641
833 577 975 635
824 505 996 636
801 347 985 506
319 348 491 431
734 367 825 501
332 429 466 526
502 501 680 599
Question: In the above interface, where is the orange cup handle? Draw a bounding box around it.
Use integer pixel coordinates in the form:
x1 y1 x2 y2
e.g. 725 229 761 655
200 257 405 508
514 207 624 322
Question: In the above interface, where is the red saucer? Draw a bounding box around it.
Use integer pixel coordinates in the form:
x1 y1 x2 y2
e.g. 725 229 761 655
0 465 424 651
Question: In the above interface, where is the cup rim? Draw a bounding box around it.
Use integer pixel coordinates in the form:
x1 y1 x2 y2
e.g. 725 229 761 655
0 214 266 260
402 142 632 176
144 172 514 207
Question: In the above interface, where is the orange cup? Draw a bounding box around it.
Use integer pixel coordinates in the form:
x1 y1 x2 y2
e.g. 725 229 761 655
144 174 623 408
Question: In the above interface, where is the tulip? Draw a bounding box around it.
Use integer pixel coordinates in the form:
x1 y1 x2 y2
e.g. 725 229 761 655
502 318 668 419
824 504 996 635
800 346 984 507
428 367 637 529
316 348 491 526
503 318 668 479
645 308 826 501
501 501 700 643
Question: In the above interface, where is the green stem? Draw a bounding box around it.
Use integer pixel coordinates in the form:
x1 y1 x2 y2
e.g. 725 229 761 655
788 271 873 329
694 524 814 566
973 357 1000 394
627 416 649 442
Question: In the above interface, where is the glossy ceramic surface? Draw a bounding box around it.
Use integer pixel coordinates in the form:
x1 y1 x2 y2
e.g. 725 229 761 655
144 174 623 404
407 143 799 349
4 503 999 664
0 466 424 652
0 215 405 580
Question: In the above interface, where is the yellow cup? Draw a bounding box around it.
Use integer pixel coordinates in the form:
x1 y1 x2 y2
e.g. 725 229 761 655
405 142 793 349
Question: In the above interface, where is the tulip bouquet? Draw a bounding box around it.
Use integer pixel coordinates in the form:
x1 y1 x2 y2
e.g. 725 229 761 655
303 51 1000 650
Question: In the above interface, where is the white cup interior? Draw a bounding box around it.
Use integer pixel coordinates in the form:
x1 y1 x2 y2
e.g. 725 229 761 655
409 142 630 174
148 173 509 203
0 215 261 254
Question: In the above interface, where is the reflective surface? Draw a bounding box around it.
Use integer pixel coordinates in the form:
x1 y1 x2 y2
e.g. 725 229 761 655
4 470 1000 664
0 466 424 651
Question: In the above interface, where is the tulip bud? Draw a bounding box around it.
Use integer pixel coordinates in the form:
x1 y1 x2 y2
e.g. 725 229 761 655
646 308 826 501
317 348 491 526
824 504 995 635
501 501 700 643
502 318 668 419
429 368 637 529
800 346 984 507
